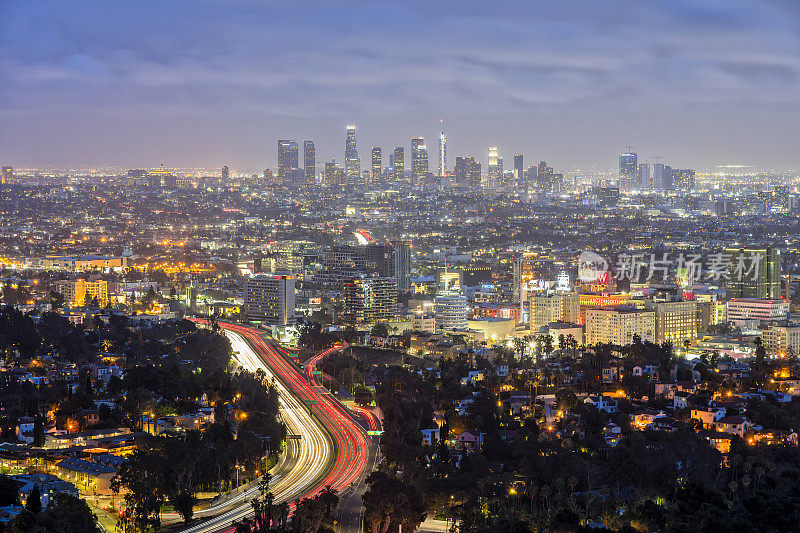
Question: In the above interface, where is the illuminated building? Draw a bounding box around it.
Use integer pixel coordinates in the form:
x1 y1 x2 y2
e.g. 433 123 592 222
579 293 633 324
438 130 447 177
762 325 800 356
652 163 666 190
487 146 500 189
471 303 522 325
371 147 382 184
655 301 698 344
454 156 481 190
345 125 360 188
529 292 579 333
673 168 695 190
56 279 109 307
244 274 296 325
1 166 12 184
585 306 655 345
434 290 469 331
392 241 411 293
40 255 127 273
304 140 316 184
343 275 397 325
726 298 788 326
221 165 229 181
513 155 524 188
536 161 554 192
391 147 404 182
725 247 781 299
619 152 638 191
324 161 345 187
277 139 299 183
411 137 428 186
638 163 651 189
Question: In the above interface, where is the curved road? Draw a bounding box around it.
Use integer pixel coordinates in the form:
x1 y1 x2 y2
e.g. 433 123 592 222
181 322 370 532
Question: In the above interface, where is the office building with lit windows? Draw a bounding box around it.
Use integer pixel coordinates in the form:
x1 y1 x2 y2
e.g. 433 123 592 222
244 274 296 325
303 140 315 184
343 274 397 325
277 140 299 183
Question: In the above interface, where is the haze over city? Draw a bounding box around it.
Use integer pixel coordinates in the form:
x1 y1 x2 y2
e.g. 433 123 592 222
2 0 800 169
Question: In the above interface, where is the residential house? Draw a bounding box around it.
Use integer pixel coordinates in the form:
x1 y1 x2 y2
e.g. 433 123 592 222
585 395 618 414
421 428 440 446
690 407 725 429
714 415 751 437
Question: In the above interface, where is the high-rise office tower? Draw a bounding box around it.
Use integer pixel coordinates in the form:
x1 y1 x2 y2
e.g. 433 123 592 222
345 125 360 188
277 140 299 183
304 140 316 184
513 155 524 188
487 147 500 189
325 160 345 187
392 147 404 183
221 165 229 181
619 152 638 191
392 241 412 293
536 161 553 192
725 246 782 299
638 163 651 190
455 156 482 190
652 163 666 190
526 165 538 189
412 143 429 186
411 137 426 186
438 130 447 177
371 147 382 184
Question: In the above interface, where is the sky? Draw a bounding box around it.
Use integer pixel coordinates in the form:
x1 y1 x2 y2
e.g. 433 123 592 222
1 0 799 171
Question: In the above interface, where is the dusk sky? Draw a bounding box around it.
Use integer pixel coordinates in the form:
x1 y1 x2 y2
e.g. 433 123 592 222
2 0 799 170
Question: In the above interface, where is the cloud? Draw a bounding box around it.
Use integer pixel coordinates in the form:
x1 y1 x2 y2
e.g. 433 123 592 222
0 0 799 168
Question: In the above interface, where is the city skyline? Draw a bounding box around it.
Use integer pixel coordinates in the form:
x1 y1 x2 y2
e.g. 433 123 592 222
2 1 800 169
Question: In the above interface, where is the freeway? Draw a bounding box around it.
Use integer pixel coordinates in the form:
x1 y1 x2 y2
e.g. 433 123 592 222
181 322 370 532
180 324 335 532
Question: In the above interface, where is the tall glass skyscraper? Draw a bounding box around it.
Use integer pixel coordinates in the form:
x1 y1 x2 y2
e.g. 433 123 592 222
391 147 404 183
513 155 524 188
371 147 382 185
277 139 298 183
345 125 360 188
438 130 447 177
619 152 638 191
487 146 500 189
303 140 315 185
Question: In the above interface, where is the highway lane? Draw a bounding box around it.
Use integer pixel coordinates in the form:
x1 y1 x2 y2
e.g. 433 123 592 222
227 325 370 497
181 322 370 532
179 326 335 532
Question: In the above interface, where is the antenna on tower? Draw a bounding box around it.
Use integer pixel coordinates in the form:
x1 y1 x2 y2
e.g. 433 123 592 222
650 156 662 164
623 145 636 154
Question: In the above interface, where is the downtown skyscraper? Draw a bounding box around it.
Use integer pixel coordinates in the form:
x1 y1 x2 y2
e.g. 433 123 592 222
277 139 299 183
345 125 361 188
391 147 404 183
438 130 447 177
619 151 638 191
487 146 501 190
371 147 382 185
513 155 524 188
304 140 315 185
411 137 428 187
